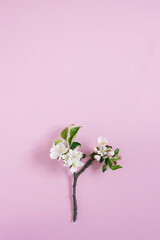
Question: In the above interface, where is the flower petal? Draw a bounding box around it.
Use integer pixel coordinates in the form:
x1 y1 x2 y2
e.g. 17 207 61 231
98 136 108 146
50 151 59 159
94 155 101 161
71 166 77 173
108 150 114 157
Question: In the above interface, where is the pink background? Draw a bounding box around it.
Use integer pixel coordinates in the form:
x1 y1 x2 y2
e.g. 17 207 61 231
0 0 160 239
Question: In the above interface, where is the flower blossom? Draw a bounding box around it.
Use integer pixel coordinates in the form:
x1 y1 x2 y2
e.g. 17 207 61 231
94 137 115 161
50 139 84 173
62 149 84 173
50 142 68 161
97 136 108 146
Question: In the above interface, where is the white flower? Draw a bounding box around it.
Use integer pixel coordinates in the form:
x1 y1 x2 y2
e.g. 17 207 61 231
69 149 82 160
107 150 114 157
97 136 108 146
50 142 68 161
70 158 84 173
62 149 84 173
93 137 116 161
63 152 73 167
97 146 108 157
77 150 83 159
94 155 101 161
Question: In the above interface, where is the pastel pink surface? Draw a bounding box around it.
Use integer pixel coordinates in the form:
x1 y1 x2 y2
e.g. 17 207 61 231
0 0 160 239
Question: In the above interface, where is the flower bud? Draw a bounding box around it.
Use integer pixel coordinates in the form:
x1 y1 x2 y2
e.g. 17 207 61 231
93 147 98 153
94 155 101 161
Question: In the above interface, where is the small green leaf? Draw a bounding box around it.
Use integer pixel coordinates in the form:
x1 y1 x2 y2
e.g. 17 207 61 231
60 124 74 140
108 159 122 170
108 159 113 168
110 165 123 170
90 152 96 159
110 156 121 161
102 163 107 173
70 142 81 150
113 148 119 157
99 157 104 163
106 145 112 149
105 158 109 164
68 126 82 145
82 154 86 158
54 139 62 145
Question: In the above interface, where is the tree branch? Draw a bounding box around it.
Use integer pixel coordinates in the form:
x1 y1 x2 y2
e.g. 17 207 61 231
72 158 95 222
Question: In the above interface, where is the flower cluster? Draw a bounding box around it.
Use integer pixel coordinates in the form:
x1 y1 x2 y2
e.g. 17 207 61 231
49 124 122 174
50 125 85 173
90 136 122 172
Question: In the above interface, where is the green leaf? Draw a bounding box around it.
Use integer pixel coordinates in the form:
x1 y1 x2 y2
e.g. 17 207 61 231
68 126 82 145
108 159 113 168
60 124 74 140
105 158 109 164
54 139 62 145
70 142 81 150
99 157 104 163
108 160 122 170
113 148 119 157
82 154 86 158
110 156 121 161
112 165 122 170
110 165 123 170
90 152 96 159
102 164 107 173
106 145 112 149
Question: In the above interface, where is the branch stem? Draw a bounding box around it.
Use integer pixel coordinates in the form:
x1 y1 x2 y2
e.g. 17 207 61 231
72 158 95 222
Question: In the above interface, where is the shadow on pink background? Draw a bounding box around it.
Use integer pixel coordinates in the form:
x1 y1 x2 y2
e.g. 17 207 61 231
0 0 160 239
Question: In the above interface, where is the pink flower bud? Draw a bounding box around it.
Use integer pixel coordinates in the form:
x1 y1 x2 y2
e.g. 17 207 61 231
93 147 98 153
108 150 114 157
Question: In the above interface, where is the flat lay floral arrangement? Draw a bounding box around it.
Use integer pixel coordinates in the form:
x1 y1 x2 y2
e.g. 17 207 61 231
50 124 122 222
